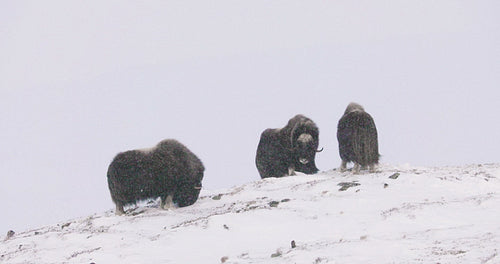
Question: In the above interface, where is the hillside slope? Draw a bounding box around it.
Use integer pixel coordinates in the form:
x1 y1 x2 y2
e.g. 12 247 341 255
1 164 499 264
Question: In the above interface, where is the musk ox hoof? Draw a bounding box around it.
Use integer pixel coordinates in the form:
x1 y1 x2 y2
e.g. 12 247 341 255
115 210 124 216
161 195 175 210
339 161 348 172
114 203 126 216
353 163 361 174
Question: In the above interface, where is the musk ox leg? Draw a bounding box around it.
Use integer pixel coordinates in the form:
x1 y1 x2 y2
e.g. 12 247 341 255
340 160 347 172
353 163 361 174
288 165 296 176
161 195 174 210
115 203 125 216
369 164 377 173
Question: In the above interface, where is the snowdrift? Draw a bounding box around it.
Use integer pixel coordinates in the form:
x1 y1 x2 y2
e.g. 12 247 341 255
1 164 499 263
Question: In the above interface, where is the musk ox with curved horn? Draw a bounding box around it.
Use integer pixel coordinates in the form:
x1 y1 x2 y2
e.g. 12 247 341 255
256 114 322 179
337 102 380 173
107 139 204 215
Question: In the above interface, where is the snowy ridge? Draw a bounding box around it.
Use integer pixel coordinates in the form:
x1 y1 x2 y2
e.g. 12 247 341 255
1 164 499 264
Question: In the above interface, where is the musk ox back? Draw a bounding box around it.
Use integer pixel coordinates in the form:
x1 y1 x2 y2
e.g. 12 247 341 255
107 139 204 215
256 114 322 179
337 102 379 173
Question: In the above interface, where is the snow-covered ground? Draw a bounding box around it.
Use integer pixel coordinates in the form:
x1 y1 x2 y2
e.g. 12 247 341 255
1 164 499 264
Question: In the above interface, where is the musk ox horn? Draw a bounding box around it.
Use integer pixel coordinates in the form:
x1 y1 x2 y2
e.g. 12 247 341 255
316 147 324 153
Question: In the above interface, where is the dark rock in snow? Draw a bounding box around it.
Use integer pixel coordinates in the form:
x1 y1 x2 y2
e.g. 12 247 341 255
389 173 400 179
271 249 282 258
338 182 360 191
212 194 223 200
5 230 15 240
269 201 280 207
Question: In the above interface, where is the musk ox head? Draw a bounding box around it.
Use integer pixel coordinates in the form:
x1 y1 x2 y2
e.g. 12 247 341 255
290 116 322 166
295 133 317 165
173 168 204 207
288 115 321 174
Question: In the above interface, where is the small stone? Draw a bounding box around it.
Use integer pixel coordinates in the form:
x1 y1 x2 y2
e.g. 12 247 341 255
5 230 15 240
389 173 400 179
384 183 389 188
338 182 360 191
269 201 280 207
271 250 282 258
221 256 229 263
212 194 223 200
291 240 296 248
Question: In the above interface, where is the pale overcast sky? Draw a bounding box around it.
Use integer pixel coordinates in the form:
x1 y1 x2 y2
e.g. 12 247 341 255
1 1 499 232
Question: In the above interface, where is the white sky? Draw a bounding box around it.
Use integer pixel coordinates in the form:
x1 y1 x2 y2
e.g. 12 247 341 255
1 1 499 232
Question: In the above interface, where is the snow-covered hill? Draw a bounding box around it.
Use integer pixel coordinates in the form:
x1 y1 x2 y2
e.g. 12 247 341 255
2 164 499 264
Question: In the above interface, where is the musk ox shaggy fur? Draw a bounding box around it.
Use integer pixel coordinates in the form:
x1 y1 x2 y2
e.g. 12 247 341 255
107 139 204 215
256 114 322 179
337 102 380 173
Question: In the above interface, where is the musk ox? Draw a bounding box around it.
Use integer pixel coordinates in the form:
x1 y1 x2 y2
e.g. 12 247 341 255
107 139 204 215
337 102 379 173
256 114 323 179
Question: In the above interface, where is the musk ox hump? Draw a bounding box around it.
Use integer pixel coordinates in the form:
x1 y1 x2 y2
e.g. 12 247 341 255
344 102 365 114
288 115 319 142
